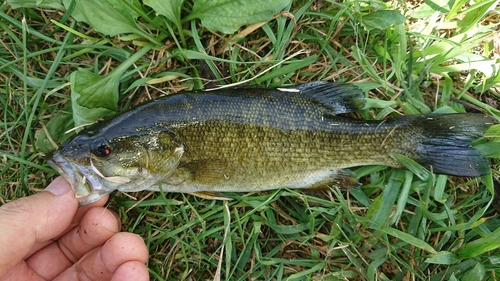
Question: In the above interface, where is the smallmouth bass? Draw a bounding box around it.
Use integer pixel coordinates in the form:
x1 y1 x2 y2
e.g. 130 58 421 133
48 82 495 204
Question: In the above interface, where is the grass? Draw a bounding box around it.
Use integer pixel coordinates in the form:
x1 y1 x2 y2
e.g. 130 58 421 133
1 0 500 280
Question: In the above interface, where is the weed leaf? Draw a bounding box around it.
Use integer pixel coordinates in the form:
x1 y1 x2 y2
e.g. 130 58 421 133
144 0 184 25
35 108 73 152
411 0 454 18
72 0 148 37
69 69 119 127
7 0 64 9
186 0 291 34
361 10 406 31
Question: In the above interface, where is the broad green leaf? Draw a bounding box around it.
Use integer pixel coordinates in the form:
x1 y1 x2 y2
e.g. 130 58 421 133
69 69 119 127
483 124 500 138
68 44 154 127
185 0 291 34
70 70 119 111
71 0 153 40
361 10 406 31
62 0 85 22
35 107 73 153
410 3 436 18
71 99 116 128
144 0 183 25
7 0 64 9
411 0 455 18
143 0 186 46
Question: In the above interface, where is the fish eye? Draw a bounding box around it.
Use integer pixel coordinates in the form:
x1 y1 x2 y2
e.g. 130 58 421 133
91 139 112 158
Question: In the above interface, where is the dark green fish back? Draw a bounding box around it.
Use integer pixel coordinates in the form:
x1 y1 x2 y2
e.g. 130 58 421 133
80 82 365 140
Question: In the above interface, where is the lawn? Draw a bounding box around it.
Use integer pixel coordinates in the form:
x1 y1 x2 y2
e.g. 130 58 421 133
1 0 500 280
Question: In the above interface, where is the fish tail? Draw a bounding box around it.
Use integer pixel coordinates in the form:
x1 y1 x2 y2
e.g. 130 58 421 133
410 113 495 177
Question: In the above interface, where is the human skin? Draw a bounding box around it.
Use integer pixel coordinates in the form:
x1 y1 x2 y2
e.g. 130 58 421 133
0 176 150 281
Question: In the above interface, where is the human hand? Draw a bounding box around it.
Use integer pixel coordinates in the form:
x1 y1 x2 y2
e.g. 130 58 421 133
0 176 149 281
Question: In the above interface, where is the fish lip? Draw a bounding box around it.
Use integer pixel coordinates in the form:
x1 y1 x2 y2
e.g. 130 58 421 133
48 152 92 201
48 152 113 205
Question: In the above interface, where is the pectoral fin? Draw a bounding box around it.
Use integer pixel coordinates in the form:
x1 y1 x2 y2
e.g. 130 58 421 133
166 159 235 200
167 159 236 186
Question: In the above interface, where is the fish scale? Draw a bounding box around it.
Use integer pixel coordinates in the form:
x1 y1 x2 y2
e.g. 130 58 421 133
176 119 408 180
48 82 495 204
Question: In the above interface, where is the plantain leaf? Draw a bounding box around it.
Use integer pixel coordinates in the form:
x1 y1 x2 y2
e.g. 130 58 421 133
185 0 291 34
62 0 85 22
35 107 74 153
67 44 154 127
7 0 64 9
70 0 150 38
411 0 455 18
144 0 184 25
69 69 119 127
361 10 406 31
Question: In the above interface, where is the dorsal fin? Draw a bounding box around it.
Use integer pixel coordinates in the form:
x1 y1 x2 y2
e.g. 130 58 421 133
279 81 365 115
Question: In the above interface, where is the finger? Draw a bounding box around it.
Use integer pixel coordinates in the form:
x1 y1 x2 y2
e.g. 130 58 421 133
111 261 149 281
0 177 78 278
25 206 121 280
24 194 110 259
55 232 149 281
70 194 110 227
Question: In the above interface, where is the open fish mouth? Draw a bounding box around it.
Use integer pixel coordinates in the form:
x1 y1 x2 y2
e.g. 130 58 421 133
48 152 104 204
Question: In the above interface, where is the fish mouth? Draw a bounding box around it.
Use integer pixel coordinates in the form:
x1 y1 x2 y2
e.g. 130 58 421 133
48 152 105 205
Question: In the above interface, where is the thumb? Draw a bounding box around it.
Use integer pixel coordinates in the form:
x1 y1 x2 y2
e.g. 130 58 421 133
0 177 79 278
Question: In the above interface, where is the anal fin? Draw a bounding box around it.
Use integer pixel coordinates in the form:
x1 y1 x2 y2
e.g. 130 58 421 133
301 169 361 190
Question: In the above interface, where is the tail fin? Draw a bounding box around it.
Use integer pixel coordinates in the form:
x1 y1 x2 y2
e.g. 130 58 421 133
411 113 495 177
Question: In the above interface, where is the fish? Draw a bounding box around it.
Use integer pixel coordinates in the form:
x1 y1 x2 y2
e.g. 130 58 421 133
48 82 495 205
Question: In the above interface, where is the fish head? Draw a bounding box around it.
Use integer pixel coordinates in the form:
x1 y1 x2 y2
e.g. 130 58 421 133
48 129 185 205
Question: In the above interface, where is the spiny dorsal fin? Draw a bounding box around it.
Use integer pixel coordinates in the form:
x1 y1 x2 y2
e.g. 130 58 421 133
280 81 365 115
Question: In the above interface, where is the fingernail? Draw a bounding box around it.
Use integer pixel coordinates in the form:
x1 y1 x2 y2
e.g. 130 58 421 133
45 176 72 196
